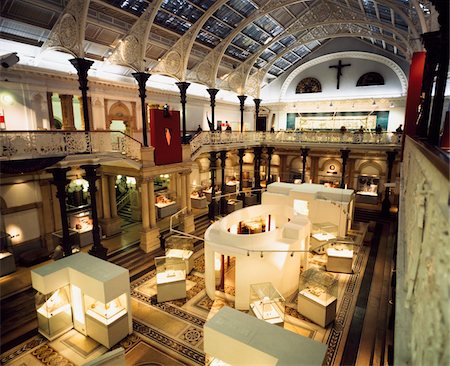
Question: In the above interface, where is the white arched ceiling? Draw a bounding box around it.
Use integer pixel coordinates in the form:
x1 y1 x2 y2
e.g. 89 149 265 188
279 51 408 100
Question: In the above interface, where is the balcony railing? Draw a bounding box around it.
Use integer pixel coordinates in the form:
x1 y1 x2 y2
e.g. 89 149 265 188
190 130 402 158
0 130 142 161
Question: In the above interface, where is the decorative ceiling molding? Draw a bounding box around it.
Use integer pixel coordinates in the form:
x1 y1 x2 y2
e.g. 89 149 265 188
279 51 408 100
41 0 90 58
106 0 163 72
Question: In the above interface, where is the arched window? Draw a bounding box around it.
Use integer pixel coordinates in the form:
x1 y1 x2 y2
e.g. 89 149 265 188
295 77 322 94
356 72 385 86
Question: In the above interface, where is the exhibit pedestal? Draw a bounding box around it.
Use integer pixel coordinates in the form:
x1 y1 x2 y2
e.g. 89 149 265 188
166 248 194 273
140 227 160 253
326 249 353 273
156 278 186 302
85 311 129 349
191 196 207 209
227 199 243 213
156 202 178 219
297 291 337 327
37 309 73 341
0 252 16 276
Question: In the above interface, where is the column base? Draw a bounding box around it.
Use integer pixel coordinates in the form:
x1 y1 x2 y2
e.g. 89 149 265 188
99 217 122 237
88 245 108 260
181 213 195 234
140 227 160 253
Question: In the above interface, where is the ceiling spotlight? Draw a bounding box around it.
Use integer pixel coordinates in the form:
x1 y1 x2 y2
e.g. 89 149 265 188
390 102 395 108
290 252 294 257
260 251 264 258
247 250 250 257
329 101 333 107
372 99 377 106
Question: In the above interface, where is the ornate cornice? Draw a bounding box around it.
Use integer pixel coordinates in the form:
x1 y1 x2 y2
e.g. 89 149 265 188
279 51 408 100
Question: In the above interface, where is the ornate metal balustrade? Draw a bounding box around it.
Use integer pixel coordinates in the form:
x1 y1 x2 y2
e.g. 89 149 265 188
190 130 402 159
0 131 142 161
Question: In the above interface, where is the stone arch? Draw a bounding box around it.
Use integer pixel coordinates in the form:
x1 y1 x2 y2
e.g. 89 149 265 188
319 158 343 173
355 160 385 176
357 72 385 86
296 77 322 94
289 156 310 172
106 101 135 135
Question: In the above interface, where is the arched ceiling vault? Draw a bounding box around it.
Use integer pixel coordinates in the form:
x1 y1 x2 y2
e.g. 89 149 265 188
1 0 440 96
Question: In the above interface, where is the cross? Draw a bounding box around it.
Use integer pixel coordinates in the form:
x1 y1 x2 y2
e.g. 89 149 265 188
329 60 351 89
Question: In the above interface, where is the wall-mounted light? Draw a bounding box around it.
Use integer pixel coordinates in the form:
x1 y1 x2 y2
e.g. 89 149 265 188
247 250 250 257
290 252 294 257
260 251 264 258
329 101 333 107
390 102 395 108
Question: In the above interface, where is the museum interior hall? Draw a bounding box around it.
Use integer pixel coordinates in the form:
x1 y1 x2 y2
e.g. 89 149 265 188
0 0 448 365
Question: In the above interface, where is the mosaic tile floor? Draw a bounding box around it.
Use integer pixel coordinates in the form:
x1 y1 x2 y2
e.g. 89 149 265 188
1 223 370 366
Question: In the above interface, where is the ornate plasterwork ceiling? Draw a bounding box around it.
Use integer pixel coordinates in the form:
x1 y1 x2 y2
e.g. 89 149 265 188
0 0 440 96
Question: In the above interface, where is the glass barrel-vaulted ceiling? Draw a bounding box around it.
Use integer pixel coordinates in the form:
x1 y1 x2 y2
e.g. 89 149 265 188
0 0 433 84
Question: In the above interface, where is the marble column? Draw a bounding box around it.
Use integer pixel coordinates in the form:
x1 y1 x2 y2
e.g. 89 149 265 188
237 148 245 201
266 147 274 185
70 58 94 131
208 151 218 219
141 179 150 231
180 172 187 210
279 154 287 181
238 95 247 132
301 148 309 183
310 156 319 183
382 150 398 216
340 149 350 188
101 175 110 219
253 147 262 202
182 171 195 233
47 167 71 257
132 72 151 147
176 173 182 205
176 82 190 143
220 150 227 214
108 175 118 218
81 164 107 260
148 178 156 228
207 88 219 131
186 172 192 214
60 95 75 130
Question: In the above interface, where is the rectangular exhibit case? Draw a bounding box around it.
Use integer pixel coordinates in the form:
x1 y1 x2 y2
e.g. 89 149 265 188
155 256 187 302
310 222 338 253
297 268 337 327
36 285 73 340
85 293 129 348
249 282 285 326
326 240 355 273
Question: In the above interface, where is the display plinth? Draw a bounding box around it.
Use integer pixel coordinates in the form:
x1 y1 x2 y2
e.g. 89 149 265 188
249 282 285 326
297 268 338 327
0 252 16 276
155 256 187 302
227 199 243 213
326 247 354 273
155 201 178 219
31 253 132 348
191 196 207 209
205 189 221 202
166 248 194 273
225 183 238 194
204 307 327 366
244 195 258 206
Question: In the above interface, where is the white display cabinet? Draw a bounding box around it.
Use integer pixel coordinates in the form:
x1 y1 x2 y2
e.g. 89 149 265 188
249 282 285 326
155 192 178 219
165 236 195 273
35 285 73 340
326 241 355 273
297 268 338 327
85 293 129 349
31 253 132 348
310 222 338 253
155 256 187 302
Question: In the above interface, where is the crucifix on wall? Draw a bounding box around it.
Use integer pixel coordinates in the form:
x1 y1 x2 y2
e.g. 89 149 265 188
329 60 351 89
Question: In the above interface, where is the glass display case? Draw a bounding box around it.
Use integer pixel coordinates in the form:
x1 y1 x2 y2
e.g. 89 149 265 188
0 232 15 276
155 191 178 219
356 175 379 204
85 293 127 326
155 256 187 302
204 186 221 202
36 285 73 340
310 222 338 252
325 239 355 273
297 268 338 327
69 210 95 247
249 283 285 326
165 236 195 273
190 186 207 208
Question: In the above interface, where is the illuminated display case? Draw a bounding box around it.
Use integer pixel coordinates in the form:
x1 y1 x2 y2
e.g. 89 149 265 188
155 192 178 218
165 236 195 273
297 268 338 327
310 222 338 253
35 285 73 340
190 188 207 208
0 232 16 276
155 256 187 302
326 240 355 273
249 282 285 326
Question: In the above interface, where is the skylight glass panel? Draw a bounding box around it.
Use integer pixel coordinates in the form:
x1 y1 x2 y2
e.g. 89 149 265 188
161 0 203 23
242 24 271 44
196 30 221 47
280 35 296 47
384 30 394 38
293 45 310 57
386 43 394 52
254 15 284 37
260 49 275 61
369 25 382 34
283 51 301 63
105 0 148 16
274 58 291 70
394 13 408 31
203 18 233 39
228 0 258 17
269 42 284 54
305 40 320 50
155 11 192 34
189 0 216 11
232 34 260 53
254 58 266 68
377 4 392 23
362 0 377 18
225 44 249 61
214 5 244 27
268 66 283 77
